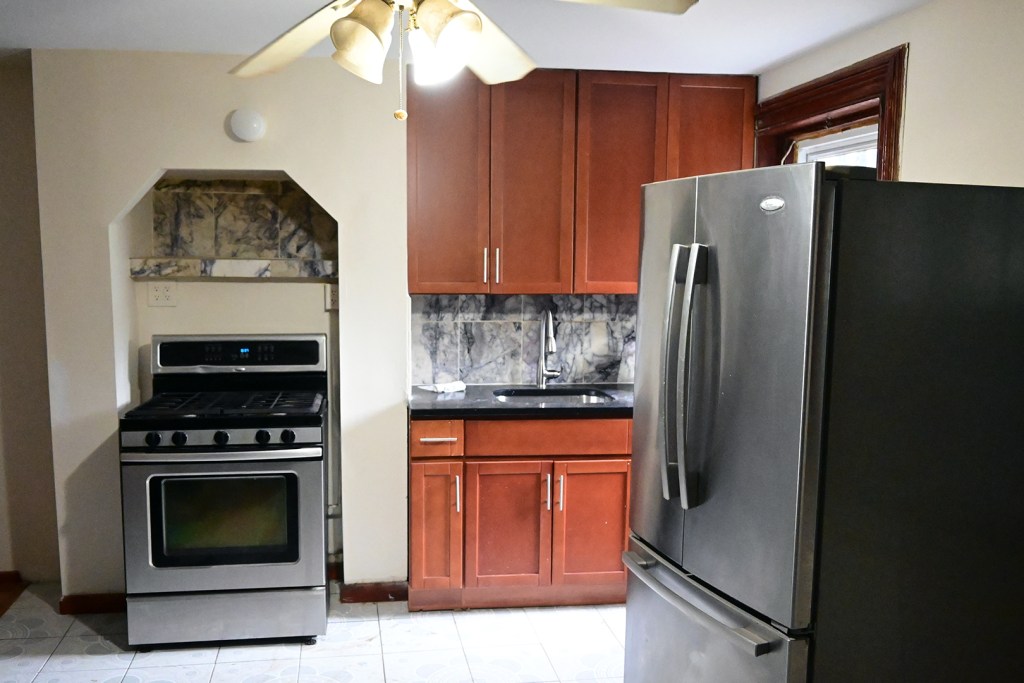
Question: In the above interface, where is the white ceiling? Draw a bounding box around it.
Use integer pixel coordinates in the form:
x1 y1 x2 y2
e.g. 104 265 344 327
0 0 931 74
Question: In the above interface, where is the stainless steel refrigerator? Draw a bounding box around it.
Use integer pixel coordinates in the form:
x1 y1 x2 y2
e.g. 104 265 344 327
625 163 1023 682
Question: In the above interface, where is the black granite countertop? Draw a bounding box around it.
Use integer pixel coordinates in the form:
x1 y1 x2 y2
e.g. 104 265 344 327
408 383 634 419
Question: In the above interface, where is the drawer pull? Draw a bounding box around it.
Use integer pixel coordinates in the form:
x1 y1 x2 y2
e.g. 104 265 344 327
419 437 458 444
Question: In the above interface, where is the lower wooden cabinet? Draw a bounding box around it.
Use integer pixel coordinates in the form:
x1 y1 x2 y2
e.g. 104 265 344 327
408 418 632 611
409 461 463 592
552 459 631 586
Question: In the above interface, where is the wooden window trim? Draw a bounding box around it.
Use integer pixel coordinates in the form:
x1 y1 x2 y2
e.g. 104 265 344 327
755 45 908 180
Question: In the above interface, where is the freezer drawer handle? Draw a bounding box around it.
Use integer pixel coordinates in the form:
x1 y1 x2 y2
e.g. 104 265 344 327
622 551 773 658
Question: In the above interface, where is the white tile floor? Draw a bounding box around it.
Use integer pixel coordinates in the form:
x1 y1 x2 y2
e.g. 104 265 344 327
0 584 625 683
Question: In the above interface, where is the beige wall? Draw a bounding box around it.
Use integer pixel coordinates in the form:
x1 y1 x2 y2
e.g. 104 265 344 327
32 49 409 594
759 0 1024 187
0 52 61 581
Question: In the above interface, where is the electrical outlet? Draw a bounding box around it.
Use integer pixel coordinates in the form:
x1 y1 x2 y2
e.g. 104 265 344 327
147 281 178 307
325 283 339 311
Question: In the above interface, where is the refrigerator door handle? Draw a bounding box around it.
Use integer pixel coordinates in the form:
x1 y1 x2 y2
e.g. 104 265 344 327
659 244 688 501
623 550 772 658
676 243 708 509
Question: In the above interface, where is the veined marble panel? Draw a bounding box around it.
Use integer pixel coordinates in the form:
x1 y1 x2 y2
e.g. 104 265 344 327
145 179 339 280
459 322 523 384
411 294 636 386
129 258 202 278
411 322 460 385
131 259 335 280
216 194 279 258
457 295 524 321
279 186 337 260
153 191 217 257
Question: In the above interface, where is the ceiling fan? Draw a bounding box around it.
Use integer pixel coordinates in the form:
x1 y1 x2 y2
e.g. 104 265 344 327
230 0 698 118
559 0 697 12
231 1 534 87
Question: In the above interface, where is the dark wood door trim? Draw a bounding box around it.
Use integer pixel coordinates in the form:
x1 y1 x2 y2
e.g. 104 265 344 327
755 45 908 180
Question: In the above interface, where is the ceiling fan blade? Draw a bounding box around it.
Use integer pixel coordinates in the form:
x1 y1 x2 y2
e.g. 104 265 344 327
454 0 536 85
556 0 698 13
230 0 364 78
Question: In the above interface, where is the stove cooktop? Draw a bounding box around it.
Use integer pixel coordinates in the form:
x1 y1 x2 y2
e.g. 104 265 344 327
124 390 324 419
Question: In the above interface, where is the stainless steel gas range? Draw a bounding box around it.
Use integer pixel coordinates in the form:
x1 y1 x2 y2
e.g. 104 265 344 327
119 334 329 647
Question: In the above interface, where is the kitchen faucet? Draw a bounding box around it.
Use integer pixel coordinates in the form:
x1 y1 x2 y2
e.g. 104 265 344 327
537 310 561 389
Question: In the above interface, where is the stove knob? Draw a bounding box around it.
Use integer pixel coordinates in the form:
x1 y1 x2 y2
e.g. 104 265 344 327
255 429 271 445
280 429 296 445
214 431 230 446
171 431 188 447
145 432 162 447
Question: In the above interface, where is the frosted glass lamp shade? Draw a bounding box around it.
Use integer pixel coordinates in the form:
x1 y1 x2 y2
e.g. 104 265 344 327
229 108 266 142
330 0 395 84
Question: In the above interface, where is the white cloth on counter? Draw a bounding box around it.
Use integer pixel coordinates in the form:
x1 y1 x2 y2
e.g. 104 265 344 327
419 380 467 393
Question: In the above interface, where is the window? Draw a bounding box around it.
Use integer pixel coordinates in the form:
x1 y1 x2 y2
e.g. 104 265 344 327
755 45 907 180
796 123 879 168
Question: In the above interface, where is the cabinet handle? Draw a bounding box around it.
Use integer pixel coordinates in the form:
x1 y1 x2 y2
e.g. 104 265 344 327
495 247 501 284
483 248 488 284
418 437 458 444
455 474 461 514
559 474 565 511
546 474 552 511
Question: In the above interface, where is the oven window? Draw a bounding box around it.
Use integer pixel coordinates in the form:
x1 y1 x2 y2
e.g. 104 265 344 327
150 474 299 567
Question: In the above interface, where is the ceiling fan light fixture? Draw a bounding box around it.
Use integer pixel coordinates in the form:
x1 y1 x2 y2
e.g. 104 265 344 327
330 0 396 84
410 0 482 86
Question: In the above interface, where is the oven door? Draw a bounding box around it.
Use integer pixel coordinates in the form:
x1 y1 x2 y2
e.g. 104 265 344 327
121 452 325 594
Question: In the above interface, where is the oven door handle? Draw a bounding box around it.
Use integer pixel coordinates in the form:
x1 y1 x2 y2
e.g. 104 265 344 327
120 447 322 463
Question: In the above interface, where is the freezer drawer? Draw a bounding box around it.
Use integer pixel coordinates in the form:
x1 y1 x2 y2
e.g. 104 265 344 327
623 540 806 683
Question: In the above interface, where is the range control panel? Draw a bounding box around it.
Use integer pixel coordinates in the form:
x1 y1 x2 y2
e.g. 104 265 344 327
153 335 326 372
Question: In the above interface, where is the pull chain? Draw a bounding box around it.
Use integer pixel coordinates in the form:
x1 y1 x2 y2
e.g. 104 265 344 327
394 5 408 120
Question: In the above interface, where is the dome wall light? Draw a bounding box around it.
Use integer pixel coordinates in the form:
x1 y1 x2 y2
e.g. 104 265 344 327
410 0 482 86
228 108 266 142
330 0 396 84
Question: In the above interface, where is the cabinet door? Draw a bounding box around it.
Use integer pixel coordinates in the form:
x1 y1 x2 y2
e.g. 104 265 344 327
409 461 463 590
490 69 576 294
666 75 756 179
465 460 553 588
552 459 631 586
407 70 491 293
575 71 668 294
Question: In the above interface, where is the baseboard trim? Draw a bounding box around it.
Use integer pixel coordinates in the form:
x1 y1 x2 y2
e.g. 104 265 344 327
327 561 342 583
59 593 127 615
337 581 408 604
0 571 24 584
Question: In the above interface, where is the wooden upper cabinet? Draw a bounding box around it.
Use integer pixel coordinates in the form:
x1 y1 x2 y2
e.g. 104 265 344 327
407 70 491 294
666 74 756 179
490 70 576 293
575 71 669 294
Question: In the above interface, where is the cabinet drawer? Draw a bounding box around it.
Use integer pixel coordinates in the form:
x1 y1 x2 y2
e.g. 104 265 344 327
465 419 631 456
410 420 465 458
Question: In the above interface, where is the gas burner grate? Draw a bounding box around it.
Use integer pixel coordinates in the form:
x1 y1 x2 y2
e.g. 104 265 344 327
129 390 323 417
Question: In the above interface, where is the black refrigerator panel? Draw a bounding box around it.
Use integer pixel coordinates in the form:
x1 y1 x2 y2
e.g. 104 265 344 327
811 178 1024 682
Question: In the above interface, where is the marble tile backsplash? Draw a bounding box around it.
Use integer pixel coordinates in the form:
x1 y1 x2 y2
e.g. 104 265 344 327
411 294 636 386
132 178 337 279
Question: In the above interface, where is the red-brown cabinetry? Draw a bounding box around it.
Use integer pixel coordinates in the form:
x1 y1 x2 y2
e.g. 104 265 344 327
408 69 756 295
408 417 632 611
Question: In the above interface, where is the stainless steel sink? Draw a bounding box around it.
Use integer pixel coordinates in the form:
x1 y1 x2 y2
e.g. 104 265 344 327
493 387 614 404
